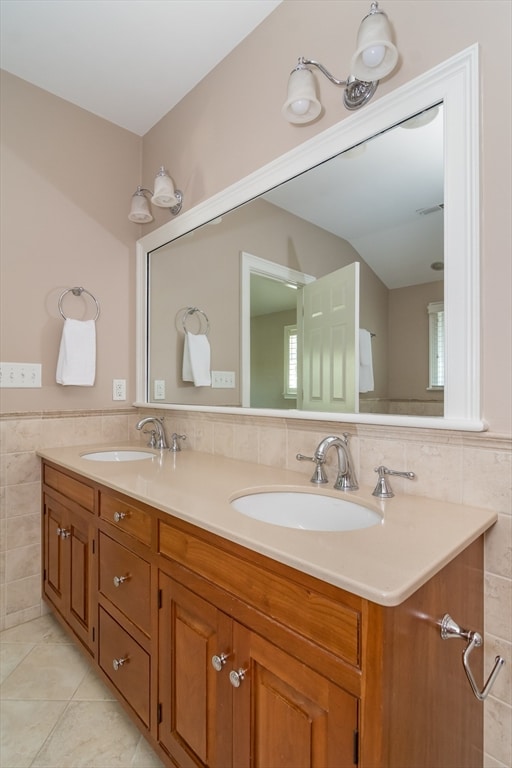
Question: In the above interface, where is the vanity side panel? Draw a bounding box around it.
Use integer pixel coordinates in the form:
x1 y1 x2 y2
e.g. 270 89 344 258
361 537 484 768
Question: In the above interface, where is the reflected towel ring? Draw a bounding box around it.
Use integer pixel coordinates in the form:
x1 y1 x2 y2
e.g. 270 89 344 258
58 287 100 321
181 307 210 336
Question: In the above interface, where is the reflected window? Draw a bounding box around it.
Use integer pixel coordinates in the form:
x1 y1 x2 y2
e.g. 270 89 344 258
428 301 445 388
284 325 297 398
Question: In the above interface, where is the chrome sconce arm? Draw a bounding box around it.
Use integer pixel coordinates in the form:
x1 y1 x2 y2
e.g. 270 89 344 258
282 1 399 123
440 614 506 701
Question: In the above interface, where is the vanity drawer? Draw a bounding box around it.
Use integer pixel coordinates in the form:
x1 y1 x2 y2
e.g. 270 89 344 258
159 520 361 669
44 465 94 512
99 491 152 546
98 532 151 635
98 607 150 727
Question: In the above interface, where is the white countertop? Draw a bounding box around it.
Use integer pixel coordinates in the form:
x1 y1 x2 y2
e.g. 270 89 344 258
37 444 497 607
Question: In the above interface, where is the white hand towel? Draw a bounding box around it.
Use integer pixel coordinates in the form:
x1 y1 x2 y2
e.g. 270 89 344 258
56 319 96 386
182 332 211 387
359 328 374 393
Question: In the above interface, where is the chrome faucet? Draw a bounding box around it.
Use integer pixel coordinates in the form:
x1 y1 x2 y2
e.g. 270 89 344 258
136 416 168 449
297 433 358 491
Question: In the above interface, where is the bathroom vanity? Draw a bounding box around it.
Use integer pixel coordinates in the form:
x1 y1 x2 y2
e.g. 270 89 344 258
39 446 497 768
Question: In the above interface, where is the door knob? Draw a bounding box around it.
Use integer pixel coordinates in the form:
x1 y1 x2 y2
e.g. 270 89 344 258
113 575 130 587
112 656 129 671
229 668 247 688
211 653 230 672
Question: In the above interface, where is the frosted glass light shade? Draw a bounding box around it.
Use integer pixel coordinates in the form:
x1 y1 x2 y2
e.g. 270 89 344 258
282 67 322 124
152 168 179 207
128 191 153 223
350 9 398 81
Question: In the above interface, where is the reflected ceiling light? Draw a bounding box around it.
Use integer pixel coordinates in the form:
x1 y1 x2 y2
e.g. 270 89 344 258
282 1 399 124
128 167 183 223
400 105 440 129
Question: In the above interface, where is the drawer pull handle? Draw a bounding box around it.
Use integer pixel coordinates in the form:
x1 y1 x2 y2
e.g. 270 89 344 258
57 527 70 539
113 511 127 523
112 656 129 671
211 653 230 672
113 575 130 588
229 668 247 688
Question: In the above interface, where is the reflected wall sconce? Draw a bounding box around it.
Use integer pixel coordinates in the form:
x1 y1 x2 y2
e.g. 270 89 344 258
128 166 183 223
282 1 399 124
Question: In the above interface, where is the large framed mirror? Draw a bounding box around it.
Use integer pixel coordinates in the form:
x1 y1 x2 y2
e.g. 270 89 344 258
136 45 483 430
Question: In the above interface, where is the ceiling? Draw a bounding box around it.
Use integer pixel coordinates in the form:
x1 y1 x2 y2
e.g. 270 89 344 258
263 104 444 291
0 0 282 135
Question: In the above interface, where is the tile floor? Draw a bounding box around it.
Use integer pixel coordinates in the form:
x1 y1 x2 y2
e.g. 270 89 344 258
0 614 165 768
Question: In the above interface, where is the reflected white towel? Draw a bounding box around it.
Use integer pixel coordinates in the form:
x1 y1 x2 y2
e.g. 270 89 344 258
182 332 211 387
359 328 374 393
56 319 96 386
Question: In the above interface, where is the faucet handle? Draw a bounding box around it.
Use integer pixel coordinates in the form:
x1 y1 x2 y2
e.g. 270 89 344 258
170 433 187 452
296 453 328 484
142 428 157 448
372 466 416 498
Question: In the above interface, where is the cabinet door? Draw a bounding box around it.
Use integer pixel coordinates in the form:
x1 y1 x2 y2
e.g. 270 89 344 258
158 574 232 768
43 494 94 652
66 504 93 649
232 623 359 768
43 495 67 614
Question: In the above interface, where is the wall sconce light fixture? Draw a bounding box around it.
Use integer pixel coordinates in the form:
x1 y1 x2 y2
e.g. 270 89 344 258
282 1 399 124
128 167 183 223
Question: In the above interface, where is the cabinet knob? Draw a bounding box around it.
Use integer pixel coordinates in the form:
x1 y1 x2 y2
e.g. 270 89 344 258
112 656 129 671
113 575 130 588
229 668 247 688
211 653 230 672
57 527 70 539
113 511 127 523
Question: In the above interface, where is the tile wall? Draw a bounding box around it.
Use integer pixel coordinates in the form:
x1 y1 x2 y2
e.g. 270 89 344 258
0 408 510 766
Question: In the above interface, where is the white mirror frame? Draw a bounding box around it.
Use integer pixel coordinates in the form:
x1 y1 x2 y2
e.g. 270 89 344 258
136 45 484 431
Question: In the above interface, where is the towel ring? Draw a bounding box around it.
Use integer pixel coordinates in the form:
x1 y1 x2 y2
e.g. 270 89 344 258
181 307 210 336
58 287 100 321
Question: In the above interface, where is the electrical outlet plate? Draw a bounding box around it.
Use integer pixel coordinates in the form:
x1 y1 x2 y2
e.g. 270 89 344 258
0 362 42 388
112 379 126 400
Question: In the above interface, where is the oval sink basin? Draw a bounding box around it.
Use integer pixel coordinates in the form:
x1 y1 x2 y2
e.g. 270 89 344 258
231 492 382 531
81 450 155 462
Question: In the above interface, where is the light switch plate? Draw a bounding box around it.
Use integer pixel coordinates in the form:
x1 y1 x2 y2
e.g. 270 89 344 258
0 362 42 388
211 371 236 388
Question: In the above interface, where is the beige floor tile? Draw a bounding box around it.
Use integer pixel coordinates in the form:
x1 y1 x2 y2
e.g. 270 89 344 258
72 667 117 701
0 614 71 645
0 699 67 768
31 700 141 768
131 736 166 768
0 642 34 683
1 642 88 700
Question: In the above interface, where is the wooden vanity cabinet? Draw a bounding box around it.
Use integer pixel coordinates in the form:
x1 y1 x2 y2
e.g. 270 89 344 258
41 461 485 768
42 464 95 653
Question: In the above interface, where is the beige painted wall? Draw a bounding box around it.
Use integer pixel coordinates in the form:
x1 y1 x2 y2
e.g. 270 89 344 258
142 0 512 436
388 280 444 401
0 71 141 413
